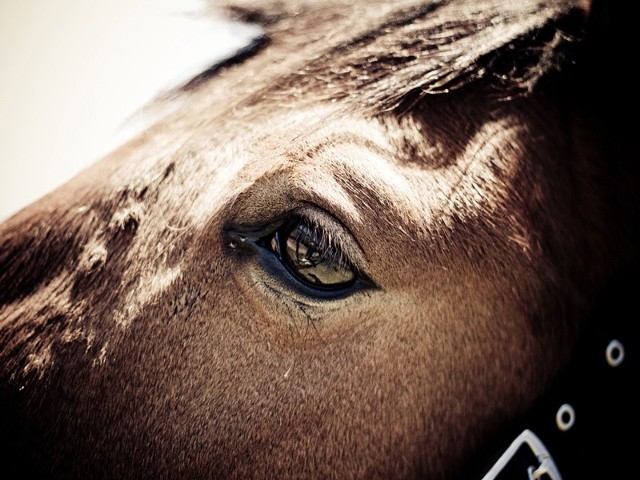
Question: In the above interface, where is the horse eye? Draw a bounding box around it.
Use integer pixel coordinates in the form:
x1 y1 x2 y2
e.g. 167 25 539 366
267 221 356 290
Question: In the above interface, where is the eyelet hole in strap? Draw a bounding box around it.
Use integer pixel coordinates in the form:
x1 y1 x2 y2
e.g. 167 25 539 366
555 404 575 432
606 339 624 367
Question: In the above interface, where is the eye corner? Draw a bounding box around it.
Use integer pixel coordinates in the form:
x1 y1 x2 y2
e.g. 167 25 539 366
223 229 250 255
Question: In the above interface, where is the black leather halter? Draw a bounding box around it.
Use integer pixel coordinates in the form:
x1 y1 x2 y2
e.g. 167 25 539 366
476 271 638 479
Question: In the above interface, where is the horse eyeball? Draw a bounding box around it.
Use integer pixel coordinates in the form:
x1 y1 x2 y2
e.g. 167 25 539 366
281 222 355 289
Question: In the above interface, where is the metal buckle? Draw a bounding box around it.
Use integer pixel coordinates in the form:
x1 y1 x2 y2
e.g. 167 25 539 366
481 429 562 480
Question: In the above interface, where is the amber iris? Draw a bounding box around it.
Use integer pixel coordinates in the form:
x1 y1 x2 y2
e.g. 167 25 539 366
273 221 356 290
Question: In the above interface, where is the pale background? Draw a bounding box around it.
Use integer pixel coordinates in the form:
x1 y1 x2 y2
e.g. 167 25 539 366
0 0 259 221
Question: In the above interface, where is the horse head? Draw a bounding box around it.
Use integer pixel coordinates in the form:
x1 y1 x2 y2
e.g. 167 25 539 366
0 0 636 478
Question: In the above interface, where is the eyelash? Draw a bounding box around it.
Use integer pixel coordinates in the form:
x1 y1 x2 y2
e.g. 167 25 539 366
267 218 351 268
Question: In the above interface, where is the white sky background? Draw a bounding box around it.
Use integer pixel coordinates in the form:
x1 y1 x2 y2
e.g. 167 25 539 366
0 0 260 221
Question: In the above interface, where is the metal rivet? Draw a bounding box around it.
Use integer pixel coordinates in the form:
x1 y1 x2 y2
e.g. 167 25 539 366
606 339 624 367
556 403 575 432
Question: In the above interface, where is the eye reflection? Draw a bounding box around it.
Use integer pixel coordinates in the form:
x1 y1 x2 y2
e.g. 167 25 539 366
266 220 356 290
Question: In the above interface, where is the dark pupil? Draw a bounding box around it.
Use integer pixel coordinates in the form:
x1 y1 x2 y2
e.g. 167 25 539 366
279 223 355 289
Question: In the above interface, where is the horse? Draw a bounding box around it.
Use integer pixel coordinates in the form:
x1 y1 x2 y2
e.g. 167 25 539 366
0 0 637 478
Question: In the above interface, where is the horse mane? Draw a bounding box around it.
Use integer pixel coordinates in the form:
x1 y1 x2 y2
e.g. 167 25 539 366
207 0 588 113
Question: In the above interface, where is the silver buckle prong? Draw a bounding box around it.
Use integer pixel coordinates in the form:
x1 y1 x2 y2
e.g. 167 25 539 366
481 429 562 480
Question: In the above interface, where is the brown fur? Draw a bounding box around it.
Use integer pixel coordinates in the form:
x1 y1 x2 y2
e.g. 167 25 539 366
0 0 636 478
